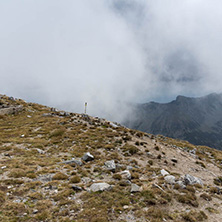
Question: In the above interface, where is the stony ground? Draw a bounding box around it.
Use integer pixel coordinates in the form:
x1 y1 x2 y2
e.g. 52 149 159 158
0 94 222 222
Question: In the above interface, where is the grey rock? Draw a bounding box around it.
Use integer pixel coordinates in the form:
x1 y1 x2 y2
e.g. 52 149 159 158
0 105 23 115
90 183 111 192
160 169 169 176
36 174 53 182
130 183 141 193
59 111 70 116
175 180 186 189
164 175 176 184
42 113 53 117
104 160 116 171
51 107 58 112
82 177 92 184
120 170 131 180
33 209 38 214
82 152 94 162
184 174 203 186
116 163 124 169
9 96 16 101
189 149 196 155
62 158 83 166
36 148 45 154
126 166 133 170
109 122 118 128
13 199 21 203
71 185 83 192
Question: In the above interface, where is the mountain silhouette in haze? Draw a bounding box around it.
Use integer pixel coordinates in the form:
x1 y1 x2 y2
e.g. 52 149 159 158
124 93 222 149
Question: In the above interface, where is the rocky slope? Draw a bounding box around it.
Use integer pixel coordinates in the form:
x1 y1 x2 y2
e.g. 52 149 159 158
124 93 222 150
1 94 222 222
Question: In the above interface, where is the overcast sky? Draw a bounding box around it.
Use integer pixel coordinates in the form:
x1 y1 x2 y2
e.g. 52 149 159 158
0 0 222 121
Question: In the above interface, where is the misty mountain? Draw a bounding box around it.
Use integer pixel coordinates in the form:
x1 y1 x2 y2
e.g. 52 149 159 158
124 93 222 150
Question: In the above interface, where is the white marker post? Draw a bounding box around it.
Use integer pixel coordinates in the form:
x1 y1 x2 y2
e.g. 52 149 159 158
85 102 87 114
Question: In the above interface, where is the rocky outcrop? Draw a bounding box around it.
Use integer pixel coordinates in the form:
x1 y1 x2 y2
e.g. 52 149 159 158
184 174 203 186
90 183 112 192
124 93 222 150
0 105 23 115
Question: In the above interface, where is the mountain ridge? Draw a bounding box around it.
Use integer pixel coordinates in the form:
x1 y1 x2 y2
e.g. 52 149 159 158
1 94 222 221
124 93 222 150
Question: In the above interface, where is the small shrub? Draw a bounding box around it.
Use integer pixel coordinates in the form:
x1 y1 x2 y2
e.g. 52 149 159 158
136 132 143 138
157 154 162 159
49 129 65 138
182 213 196 222
148 160 153 165
52 172 68 180
195 161 206 168
200 193 212 201
26 172 37 179
214 177 222 186
131 172 139 179
112 174 122 180
209 186 220 194
121 144 139 155
122 135 132 141
70 175 81 183
0 191 6 203
146 207 163 219
186 185 196 193
176 193 198 207
135 141 140 146
28 192 43 200
154 146 159 151
141 190 156 205
8 169 26 178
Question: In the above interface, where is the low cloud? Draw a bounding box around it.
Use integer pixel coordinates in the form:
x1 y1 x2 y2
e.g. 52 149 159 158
1 0 222 121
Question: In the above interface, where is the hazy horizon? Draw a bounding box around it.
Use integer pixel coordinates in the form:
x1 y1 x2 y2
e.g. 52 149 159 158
1 0 222 121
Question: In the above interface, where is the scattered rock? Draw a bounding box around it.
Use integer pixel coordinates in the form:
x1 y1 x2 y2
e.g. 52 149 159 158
160 169 169 176
36 174 53 182
164 175 176 184
126 166 133 170
82 152 94 162
13 199 21 203
51 108 58 112
0 105 23 115
42 113 53 117
184 174 203 186
175 180 186 189
62 158 83 166
71 185 83 192
104 160 116 172
189 149 196 155
131 183 141 193
33 209 38 214
36 148 45 154
82 177 92 184
90 183 112 192
109 122 118 128
171 158 178 163
120 170 131 180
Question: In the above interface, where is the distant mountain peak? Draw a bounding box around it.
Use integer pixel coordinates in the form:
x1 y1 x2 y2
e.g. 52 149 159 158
124 93 222 149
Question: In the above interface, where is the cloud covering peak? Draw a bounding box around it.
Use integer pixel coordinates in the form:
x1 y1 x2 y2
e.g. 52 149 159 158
0 0 222 121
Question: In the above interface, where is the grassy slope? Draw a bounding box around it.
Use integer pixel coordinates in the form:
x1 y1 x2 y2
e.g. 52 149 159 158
0 95 222 222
